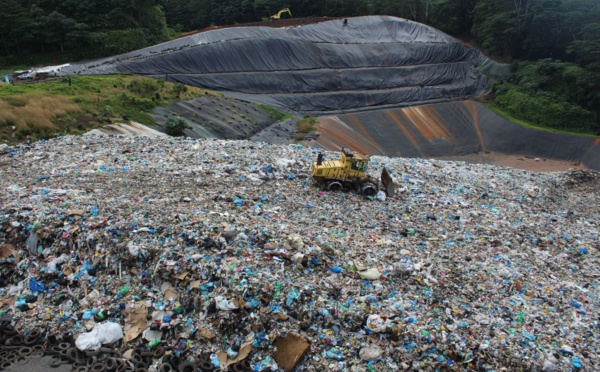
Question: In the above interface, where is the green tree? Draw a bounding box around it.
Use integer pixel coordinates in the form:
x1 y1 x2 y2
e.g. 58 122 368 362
431 0 477 35
494 59 599 133
140 5 170 43
567 24 600 66
40 11 80 52
164 117 189 136
100 29 150 55
171 82 188 98
0 0 33 55
471 0 527 59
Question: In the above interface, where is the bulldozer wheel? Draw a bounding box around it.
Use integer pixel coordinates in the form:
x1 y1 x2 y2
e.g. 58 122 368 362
361 182 377 197
327 181 342 192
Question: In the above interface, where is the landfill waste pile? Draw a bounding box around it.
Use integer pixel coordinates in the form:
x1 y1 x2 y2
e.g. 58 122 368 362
0 135 598 371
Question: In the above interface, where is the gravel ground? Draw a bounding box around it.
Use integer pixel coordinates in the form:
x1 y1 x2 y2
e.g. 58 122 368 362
435 152 589 172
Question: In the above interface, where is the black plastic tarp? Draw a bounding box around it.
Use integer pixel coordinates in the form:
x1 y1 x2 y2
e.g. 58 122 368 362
151 62 475 94
59 16 487 113
118 40 480 74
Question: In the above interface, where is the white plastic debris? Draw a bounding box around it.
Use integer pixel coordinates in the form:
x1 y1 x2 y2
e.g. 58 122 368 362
358 268 381 280
366 315 389 333
359 345 383 361
215 295 239 311
75 322 124 351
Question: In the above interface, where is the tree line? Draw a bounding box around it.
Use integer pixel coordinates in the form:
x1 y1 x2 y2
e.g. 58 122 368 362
1 0 599 132
1 0 170 58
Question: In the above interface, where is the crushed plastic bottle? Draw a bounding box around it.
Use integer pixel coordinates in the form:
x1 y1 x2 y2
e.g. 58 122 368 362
572 356 582 369
210 353 220 368
326 347 345 361
285 288 300 307
149 339 162 348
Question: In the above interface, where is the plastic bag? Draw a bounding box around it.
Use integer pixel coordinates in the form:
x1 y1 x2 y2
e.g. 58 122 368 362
75 322 123 351
275 158 296 171
366 314 389 333
29 278 45 293
359 345 383 361
285 288 300 307
358 268 381 280
215 295 238 311
128 242 140 257
26 231 38 255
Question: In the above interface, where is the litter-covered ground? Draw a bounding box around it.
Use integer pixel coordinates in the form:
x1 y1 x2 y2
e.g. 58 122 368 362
0 135 598 371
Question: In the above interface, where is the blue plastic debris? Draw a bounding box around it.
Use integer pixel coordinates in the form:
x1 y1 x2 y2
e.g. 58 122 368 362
29 278 45 293
330 266 343 273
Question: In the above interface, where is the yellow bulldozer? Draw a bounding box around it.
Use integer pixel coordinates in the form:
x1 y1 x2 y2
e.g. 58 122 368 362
270 8 292 21
310 148 395 197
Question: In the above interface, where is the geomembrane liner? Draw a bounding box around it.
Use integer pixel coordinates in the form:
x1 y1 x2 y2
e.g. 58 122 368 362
309 101 600 170
58 16 488 113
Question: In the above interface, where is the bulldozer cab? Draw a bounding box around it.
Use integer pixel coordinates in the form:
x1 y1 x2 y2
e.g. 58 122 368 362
350 161 368 172
341 147 368 173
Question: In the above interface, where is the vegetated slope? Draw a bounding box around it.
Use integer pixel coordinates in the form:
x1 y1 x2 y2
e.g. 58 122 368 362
0 75 216 143
0 75 283 144
152 96 281 139
309 100 600 170
58 16 489 113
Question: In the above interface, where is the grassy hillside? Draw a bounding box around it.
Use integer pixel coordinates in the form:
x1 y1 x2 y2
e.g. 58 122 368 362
0 76 215 144
482 101 599 137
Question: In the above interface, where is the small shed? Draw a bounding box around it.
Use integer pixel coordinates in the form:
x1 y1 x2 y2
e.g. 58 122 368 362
1 74 13 84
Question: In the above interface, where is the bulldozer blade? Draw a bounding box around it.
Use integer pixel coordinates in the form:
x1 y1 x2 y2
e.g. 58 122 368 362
381 167 395 197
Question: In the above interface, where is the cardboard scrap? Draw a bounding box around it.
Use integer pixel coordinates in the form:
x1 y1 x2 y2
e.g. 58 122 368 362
198 328 216 340
127 301 148 322
124 323 145 343
0 244 19 264
172 271 189 280
216 342 253 366
273 313 289 321
189 280 202 289
124 301 148 342
163 288 178 301
234 298 246 309
0 244 15 258
274 333 310 372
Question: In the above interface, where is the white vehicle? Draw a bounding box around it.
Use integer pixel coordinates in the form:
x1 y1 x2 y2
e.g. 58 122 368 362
17 70 35 80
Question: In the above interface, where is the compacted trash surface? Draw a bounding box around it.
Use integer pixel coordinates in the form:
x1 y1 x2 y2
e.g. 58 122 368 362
0 135 598 371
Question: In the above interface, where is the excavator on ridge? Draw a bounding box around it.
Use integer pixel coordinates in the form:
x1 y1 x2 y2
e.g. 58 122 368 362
270 8 292 21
